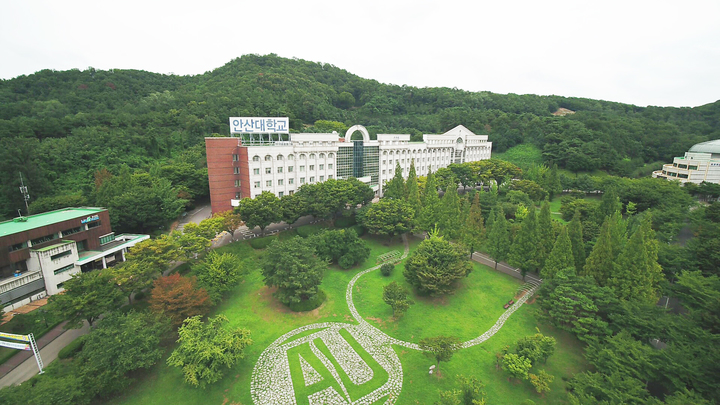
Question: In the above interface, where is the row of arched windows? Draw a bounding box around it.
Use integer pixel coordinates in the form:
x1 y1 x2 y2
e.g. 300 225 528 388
252 153 335 162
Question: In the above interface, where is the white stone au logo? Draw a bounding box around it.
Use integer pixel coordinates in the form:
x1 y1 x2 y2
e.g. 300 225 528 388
251 323 402 405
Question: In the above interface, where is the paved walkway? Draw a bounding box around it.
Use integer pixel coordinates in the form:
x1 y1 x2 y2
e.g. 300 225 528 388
0 321 90 387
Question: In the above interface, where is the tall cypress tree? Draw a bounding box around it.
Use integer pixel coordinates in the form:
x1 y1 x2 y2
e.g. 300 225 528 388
541 226 574 279
545 164 562 200
406 159 422 222
509 207 539 278
486 206 510 269
419 170 441 232
439 185 462 240
462 193 486 257
537 201 555 269
608 215 664 304
568 209 586 273
598 186 622 221
384 161 406 200
583 218 615 286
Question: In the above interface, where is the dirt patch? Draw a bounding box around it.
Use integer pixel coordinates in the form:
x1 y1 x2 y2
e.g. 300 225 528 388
414 294 448 306
366 316 388 329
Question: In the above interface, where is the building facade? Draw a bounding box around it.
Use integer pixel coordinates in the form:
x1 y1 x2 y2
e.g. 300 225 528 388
0 207 149 313
206 123 492 214
652 140 720 184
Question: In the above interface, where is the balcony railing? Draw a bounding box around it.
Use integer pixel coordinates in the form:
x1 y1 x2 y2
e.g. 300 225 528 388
0 271 43 294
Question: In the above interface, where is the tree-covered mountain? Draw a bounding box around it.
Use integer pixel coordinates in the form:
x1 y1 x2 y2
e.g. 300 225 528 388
1 53 719 220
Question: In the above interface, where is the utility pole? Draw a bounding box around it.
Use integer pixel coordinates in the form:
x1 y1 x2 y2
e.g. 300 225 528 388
19 172 30 215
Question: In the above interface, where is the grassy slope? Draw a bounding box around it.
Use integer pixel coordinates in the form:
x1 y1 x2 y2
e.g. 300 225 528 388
107 235 587 405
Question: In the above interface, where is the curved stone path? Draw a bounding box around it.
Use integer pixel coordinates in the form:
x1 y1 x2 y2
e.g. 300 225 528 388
347 234 541 349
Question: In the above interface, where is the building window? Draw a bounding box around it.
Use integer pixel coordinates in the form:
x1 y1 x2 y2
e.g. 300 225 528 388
289 178 294 184
266 180 272 187
87 221 101 229
328 175 333 179
288 166 294 172
383 170 386 175
253 155 260 161
288 154 294 160
234 167 240 174
328 153 334 158
254 181 260 188
289 190 294 195
50 250 72 261
300 165 305 171
277 167 283 173
319 164 324 170
279 191 284 197
328 164 333 170
235 192 241 199
689 165 698 170
300 154 306 160
232 154 239 162
8 242 27 252
99 234 115 245
319 153 325 159
254 168 260 175
310 165 315 171
265 168 272 174
309 154 316 159
300 177 306 184
277 154 284 160
31 233 58 246
278 179 284 186
310 176 315 183
62 227 82 236
265 155 272 161
53 264 75 275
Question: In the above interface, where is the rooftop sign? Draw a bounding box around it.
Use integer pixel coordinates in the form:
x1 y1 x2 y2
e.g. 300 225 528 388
230 117 289 134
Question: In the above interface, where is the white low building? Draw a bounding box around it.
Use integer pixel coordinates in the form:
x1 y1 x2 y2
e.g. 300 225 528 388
223 124 491 207
653 140 720 184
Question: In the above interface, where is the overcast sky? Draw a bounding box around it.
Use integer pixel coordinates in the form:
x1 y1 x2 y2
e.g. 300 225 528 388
1 0 718 107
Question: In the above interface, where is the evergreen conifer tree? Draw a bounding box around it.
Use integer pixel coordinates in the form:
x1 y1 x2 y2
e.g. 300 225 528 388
541 226 574 279
384 161 406 200
598 187 622 221
405 159 422 223
568 209 586 273
546 164 562 200
537 201 555 269
419 170 441 232
509 207 539 278
439 185 463 239
486 207 510 269
462 193 486 257
608 215 664 304
607 210 627 260
583 218 615 285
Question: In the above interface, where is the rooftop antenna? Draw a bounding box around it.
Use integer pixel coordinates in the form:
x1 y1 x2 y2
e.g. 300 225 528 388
19 172 30 215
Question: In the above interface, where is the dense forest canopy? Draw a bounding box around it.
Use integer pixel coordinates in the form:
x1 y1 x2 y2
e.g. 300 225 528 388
1 53 719 221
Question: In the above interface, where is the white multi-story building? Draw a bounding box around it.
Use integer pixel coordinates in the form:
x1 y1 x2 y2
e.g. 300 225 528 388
652 140 720 184
206 124 492 213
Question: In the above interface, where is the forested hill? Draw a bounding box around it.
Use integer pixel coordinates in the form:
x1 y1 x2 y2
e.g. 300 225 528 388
0 53 719 220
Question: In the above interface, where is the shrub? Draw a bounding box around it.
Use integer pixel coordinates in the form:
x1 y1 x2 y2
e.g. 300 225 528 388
335 216 356 228
350 224 366 237
296 224 327 238
381 263 394 277
287 289 326 312
249 235 276 249
58 335 86 359
133 291 146 301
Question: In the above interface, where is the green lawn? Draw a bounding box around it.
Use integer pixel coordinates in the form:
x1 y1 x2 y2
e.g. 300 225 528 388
107 234 587 405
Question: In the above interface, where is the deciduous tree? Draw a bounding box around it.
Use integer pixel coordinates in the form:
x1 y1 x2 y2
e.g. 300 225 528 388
419 335 461 370
166 315 252 388
234 191 281 235
192 251 244 303
502 353 532 381
383 281 414 318
49 269 125 328
358 199 414 237
148 274 211 327
260 237 325 305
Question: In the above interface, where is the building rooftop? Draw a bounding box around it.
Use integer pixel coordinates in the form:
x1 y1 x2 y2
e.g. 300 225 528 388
0 207 106 237
689 139 720 154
